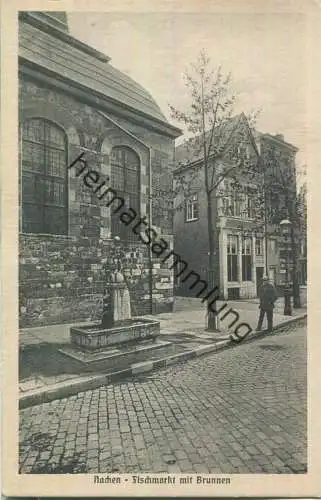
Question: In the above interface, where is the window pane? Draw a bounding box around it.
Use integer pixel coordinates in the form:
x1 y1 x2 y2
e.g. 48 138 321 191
232 255 238 280
111 148 123 165
242 255 252 280
242 237 252 255
22 119 45 143
186 194 199 221
227 255 232 281
46 149 66 177
42 178 53 203
227 254 238 281
52 181 65 205
42 179 66 205
124 149 139 170
223 198 229 215
193 200 199 219
79 181 94 204
110 147 140 240
128 194 139 212
22 172 36 202
111 163 125 191
44 206 67 234
22 203 43 233
228 234 238 254
126 169 139 192
46 124 65 149
22 142 44 172
256 238 263 255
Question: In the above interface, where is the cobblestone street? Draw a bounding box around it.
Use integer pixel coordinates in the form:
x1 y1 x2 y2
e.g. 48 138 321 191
19 321 307 474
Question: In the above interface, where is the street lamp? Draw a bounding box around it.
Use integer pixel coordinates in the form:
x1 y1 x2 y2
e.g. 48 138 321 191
280 219 292 316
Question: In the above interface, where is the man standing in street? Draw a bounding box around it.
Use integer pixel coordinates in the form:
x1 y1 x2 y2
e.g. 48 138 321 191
257 276 278 332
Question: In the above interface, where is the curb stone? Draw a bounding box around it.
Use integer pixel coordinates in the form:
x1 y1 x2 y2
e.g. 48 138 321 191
19 313 307 409
230 312 307 342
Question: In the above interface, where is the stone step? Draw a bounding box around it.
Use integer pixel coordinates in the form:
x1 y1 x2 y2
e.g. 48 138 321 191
59 339 176 372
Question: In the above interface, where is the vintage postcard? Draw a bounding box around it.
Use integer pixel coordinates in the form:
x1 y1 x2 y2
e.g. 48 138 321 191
1 0 320 497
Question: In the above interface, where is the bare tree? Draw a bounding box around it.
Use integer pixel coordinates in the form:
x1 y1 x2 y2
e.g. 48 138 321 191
170 50 258 331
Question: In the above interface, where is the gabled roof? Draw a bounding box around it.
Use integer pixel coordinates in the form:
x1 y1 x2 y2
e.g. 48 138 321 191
260 133 299 153
19 12 181 138
174 113 259 173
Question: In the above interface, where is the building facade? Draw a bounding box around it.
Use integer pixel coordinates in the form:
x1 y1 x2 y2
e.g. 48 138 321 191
260 133 299 289
19 12 181 327
173 118 298 300
297 183 307 286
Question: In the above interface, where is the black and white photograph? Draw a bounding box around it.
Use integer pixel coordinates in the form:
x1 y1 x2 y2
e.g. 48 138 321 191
1 0 320 497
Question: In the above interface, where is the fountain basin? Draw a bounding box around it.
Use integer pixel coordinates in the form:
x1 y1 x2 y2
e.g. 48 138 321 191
70 317 160 351
59 317 174 372
59 339 175 372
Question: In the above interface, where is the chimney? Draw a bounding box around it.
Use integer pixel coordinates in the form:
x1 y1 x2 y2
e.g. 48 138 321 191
274 134 284 141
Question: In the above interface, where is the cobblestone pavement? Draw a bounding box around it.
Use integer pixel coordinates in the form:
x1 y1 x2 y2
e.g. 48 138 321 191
19 321 307 474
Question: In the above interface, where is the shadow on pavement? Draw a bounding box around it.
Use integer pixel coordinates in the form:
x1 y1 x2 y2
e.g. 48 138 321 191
19 342 89 380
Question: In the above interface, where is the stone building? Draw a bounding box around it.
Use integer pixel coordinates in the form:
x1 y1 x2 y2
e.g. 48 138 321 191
19 11 181 327
173 115 298 300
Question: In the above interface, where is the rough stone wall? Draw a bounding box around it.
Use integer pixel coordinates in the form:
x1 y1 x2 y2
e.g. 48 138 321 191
19 234 174 327
19 77 175 327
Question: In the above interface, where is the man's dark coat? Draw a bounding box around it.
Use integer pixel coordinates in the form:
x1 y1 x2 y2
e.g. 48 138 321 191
259 282 278 310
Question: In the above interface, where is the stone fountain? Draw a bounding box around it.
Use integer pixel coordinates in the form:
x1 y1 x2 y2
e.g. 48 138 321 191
60 238 173 371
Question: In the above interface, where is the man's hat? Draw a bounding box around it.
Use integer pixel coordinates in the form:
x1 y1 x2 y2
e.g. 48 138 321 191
263 275 269 281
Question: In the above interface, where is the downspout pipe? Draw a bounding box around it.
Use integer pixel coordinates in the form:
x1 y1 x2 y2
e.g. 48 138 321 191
97 111 153 315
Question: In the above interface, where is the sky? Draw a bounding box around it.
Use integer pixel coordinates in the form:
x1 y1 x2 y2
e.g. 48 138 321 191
68 9 313 168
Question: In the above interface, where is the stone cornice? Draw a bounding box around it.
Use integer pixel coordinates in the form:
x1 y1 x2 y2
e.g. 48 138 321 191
19 60 182 140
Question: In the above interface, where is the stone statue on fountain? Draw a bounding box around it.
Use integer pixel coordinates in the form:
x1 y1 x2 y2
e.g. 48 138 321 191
101 236 132 328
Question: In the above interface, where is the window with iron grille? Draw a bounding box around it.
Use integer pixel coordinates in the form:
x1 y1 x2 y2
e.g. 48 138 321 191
227 234 238 281
110 146 140 241
21 119 68 234
242 236 252 280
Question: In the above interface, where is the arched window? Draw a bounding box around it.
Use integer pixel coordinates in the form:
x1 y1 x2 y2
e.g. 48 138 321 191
110 146 140 240
21 119 68 234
